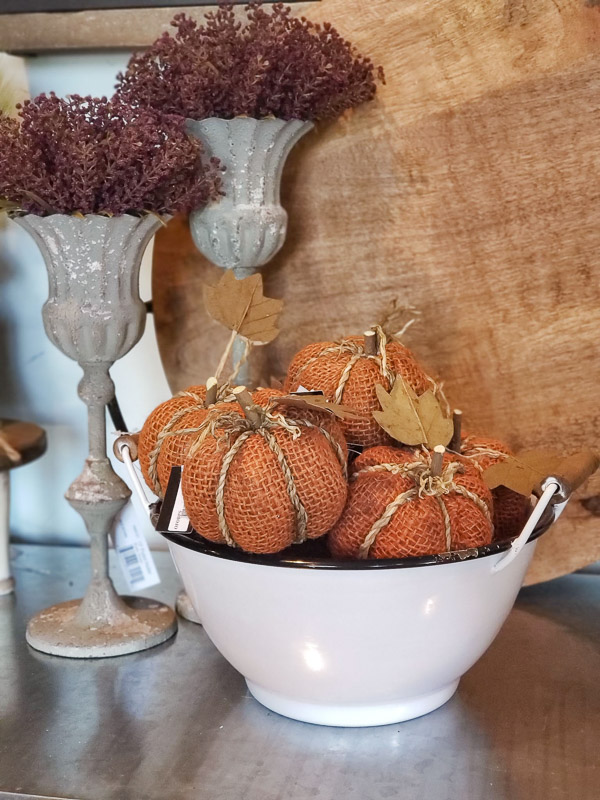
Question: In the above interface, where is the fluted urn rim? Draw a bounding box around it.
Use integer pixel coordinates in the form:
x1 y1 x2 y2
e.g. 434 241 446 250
185 115 315 127
12 211 171 224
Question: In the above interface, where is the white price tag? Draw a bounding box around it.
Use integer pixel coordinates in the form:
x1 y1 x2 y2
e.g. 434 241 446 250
168 477 191 532
156 466 192 534
114 503 161 592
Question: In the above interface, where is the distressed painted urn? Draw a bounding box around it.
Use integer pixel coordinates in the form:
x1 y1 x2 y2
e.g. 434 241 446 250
177 117 313 620
15 213 177 658
187 117 313 272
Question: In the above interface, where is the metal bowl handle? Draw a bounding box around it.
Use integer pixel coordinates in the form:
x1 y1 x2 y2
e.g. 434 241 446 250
491 476 571 573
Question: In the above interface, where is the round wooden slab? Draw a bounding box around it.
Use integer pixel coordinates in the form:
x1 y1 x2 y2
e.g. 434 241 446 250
153 0 600 584
0 419 47 472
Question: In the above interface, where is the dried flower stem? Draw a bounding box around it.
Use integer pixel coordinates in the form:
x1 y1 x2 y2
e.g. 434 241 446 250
215 329 238 384
0 93 222 216
115 2 384 122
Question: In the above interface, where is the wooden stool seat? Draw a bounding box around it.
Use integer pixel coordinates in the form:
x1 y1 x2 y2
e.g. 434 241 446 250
0 419 47 472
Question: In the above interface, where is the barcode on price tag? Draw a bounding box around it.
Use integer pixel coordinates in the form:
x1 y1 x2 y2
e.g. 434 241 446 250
114 503 161 592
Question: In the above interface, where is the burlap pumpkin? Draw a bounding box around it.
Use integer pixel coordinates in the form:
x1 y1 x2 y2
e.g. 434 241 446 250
139 386 286 497
284 329 439 448
181 403 348 554
139 385 207 496
460 434 530 541
328 445 493 559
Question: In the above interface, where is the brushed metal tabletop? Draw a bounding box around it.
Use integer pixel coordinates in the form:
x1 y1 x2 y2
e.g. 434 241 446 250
0 544 598 800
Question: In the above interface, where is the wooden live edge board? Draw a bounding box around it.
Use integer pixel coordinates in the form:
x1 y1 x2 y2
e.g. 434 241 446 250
0 4 316 52
2 1 600 583
152 0 600 586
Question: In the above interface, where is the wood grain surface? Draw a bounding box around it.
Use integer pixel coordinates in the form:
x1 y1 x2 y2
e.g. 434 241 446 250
0 3 315 52
153 0 600 584
0 419 47 473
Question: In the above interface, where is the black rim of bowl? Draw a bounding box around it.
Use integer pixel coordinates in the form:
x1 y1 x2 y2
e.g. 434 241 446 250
158 514 553 570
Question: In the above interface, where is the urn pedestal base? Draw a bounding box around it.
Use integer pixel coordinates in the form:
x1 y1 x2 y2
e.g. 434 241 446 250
26 594 177 658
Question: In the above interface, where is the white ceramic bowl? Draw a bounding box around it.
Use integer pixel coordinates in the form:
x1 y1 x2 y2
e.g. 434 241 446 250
163 521 551 728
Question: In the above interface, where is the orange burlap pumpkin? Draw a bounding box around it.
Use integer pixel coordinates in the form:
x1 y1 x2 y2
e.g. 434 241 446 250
284 330 438 448
138 385 207 496
460 434 530 541
181 404 348 554
328 446 493 559
139 386 286 497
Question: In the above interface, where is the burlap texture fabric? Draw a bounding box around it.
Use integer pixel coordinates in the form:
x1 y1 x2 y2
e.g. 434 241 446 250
491 485 530 541
460 434 531 541
329 445 493 559
269 401 348 459
138 386 285 498
138 385 206 495
155 402 237 493
251 387 285 407
181 407 348 555
284 336 432 448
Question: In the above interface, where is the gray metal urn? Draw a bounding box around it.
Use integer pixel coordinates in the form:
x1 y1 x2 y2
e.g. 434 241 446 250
187 117 313 271
180 119 312 622
16 213 177 658
187 117 312 391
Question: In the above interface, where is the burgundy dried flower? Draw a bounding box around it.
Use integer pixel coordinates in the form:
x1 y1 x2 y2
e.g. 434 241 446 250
115 3 384 122
0 93 222 216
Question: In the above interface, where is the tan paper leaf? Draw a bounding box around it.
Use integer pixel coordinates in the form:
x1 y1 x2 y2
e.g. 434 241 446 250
272 394 365 420
483 457 542 496
483 448 600 496
203 271 283 344
372 380 453 447
417 391 455 449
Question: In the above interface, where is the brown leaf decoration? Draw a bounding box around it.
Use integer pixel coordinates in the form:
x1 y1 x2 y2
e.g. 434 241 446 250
272 393 365 420
483 448 600 496
203 271 283 344
483 457 541 497
372 379 453 447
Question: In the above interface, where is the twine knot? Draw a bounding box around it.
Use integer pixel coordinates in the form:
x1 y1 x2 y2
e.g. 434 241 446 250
352 455 490 558
200 403 347 551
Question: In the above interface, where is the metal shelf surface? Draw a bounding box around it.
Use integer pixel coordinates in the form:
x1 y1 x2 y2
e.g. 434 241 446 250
0 544 598 800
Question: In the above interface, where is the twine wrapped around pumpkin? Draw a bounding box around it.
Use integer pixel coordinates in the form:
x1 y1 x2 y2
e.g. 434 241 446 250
182 402 348 554
329 446 492 559
138 383 239 497
459 434 531 541
138 385 287 498
284 326 448 447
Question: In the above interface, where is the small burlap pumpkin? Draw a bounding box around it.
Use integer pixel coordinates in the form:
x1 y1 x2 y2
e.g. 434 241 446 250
139 386 286 497
181 400 348 554
284 327 441 448
138 385 208 496
328 445 493 559
460 434 530 541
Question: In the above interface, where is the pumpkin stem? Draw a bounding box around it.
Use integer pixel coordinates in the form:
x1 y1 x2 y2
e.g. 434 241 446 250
431 445 445 477
449 409 463 453
232 386 263 428
363 329 377 356
204 376 218 408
